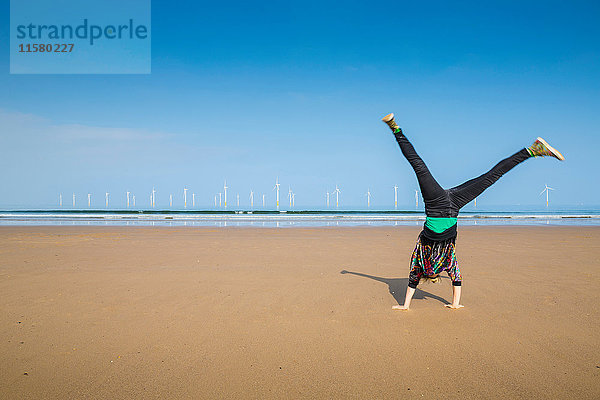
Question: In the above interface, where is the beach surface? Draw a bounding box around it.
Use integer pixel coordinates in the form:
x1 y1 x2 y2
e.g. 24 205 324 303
1 226 599 399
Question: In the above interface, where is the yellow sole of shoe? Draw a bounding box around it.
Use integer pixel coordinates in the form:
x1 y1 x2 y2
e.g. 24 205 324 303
381 113 394 122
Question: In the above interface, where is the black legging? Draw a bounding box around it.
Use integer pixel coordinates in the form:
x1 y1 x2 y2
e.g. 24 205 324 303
393 129 530 217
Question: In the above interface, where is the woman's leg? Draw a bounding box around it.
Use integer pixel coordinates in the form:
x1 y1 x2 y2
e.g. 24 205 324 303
448 137 564 210
392 129 447 202
448 148 530 210
383 114 447 203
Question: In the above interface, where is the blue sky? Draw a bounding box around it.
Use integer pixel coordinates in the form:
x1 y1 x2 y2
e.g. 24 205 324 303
0 0 598 209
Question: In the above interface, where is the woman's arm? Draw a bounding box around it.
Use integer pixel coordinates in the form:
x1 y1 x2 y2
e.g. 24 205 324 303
393 268 421 310
392 286 416 310
445 285 464 309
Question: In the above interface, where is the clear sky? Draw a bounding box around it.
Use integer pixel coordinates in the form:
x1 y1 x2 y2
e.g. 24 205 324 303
0 0 598 209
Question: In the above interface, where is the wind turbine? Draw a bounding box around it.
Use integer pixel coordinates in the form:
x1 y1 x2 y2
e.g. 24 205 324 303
152 187 156 208
132 194 136 207
59 194 62 207
126 191 130 208
170 194 173 207
88 193 91 208
237 193 240 207
262 194 265 208
250 190 254 208
394 185 398 210
540 184 555 207
326 192 330 208
214 195 217 207
366 189 372 208
333 185 341 208
288 186 293 208
72 193 75 207
292 192 295 208
184 188 188 208
219 192 222 208
105 192 109 208
192 193 195 207
474 198 477 208
223 181 228 209
415 189 419 208
273 178 280 210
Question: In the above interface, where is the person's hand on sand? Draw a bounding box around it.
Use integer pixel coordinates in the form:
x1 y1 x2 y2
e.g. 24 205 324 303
392 305 409 311
444 304 464 309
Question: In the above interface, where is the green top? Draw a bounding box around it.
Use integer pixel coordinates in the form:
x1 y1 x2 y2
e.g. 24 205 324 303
425 217 458 233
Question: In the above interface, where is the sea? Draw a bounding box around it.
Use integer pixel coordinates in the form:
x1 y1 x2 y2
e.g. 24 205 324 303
1 207 599 227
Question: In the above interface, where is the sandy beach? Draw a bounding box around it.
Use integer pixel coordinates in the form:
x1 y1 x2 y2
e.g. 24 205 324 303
1 226 599 399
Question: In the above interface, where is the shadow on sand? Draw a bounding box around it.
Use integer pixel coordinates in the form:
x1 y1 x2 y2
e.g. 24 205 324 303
340 270 450 306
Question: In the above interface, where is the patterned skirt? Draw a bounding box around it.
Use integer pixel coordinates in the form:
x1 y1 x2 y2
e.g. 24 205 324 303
409 234 461 285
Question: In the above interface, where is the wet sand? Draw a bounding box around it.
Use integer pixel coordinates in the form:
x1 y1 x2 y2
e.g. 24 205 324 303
1 226 599 399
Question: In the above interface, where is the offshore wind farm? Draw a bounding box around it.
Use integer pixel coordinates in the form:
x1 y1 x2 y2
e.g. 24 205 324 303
1 178 598 227
48 175 567 212
47 176 552 211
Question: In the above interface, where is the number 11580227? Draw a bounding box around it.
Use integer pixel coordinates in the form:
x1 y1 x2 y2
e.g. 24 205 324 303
19 43 74 53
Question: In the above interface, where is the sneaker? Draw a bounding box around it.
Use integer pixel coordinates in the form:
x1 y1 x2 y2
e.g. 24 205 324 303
527 137 565 160
381 113 400 132
381 113 394 123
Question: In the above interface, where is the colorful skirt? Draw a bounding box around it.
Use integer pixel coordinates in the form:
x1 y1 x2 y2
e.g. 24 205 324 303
409 234 461 286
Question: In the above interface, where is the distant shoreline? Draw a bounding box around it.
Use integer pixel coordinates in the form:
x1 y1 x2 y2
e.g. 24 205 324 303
1 209 599 227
